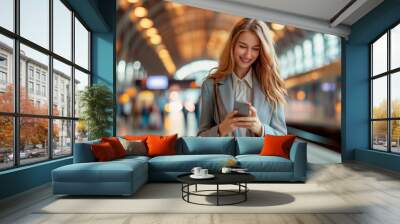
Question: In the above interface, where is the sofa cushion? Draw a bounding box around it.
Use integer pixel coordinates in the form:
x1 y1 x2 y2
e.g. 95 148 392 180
101 137 127 158
147 134 178 157
52 159 147 183
236 137 264 155
260 135 296 159
148 154 235 172
119 138 147 156
115 155 150 163
236 155 293 172
177 137 235 155
91 142 118 161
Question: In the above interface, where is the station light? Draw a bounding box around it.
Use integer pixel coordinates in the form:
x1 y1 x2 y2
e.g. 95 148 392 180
139 18 153 29
134 7 148 18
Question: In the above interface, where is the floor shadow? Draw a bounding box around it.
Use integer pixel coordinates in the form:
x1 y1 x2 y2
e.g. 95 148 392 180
203 190 295 207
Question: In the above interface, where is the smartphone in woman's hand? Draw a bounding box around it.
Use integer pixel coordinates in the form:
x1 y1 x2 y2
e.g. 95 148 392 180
233 101 250 117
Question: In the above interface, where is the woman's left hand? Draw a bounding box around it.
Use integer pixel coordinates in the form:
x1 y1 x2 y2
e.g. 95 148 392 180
233 104 263 136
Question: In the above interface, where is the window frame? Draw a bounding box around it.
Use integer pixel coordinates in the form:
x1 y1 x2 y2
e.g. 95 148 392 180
0 0 92 171
370 20 400 154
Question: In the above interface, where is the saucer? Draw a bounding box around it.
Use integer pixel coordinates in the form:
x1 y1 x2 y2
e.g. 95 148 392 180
232 170 249 174
190 174 215 179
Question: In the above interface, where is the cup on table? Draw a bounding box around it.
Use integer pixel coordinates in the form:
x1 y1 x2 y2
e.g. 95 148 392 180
191 167 202 176
221 167 232 174
199 169 208 176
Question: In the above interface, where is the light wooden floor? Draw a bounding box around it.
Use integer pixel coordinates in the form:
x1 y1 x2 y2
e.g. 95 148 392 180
1 147 400 224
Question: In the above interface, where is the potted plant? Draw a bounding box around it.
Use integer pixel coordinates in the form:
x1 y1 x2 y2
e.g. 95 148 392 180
79 84 113 140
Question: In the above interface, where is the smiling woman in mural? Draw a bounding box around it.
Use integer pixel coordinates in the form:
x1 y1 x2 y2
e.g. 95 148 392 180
198 18 287 137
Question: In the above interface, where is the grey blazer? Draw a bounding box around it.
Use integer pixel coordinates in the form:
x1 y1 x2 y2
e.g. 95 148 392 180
197 74 287 137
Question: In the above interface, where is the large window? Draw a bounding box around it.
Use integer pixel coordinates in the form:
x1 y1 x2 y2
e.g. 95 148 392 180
370 23 400 153
0 0 91 171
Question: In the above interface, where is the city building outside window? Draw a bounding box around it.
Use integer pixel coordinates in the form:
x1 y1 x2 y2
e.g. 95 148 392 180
42 85 46 97
0 54 7 89
0 71 6 85
41 73 46 83
36 83 40 95
28 67 34 80
0 54 7 67
35 70 40 81
28 81 34 94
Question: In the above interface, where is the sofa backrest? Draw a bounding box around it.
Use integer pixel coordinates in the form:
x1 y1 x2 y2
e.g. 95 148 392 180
235 137 264 155
75 136 265 161
177 137 236 155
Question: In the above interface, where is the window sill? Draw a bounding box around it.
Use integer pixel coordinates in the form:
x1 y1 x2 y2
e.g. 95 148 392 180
0 156 72 176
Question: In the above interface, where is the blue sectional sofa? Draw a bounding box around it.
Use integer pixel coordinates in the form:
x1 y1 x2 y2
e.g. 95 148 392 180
52 137 307 196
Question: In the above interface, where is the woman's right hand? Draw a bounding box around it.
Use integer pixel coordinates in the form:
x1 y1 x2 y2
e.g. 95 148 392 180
218 111 239 136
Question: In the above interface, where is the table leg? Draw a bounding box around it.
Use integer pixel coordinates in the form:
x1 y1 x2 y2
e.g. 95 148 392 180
187 184 190 202
181 184 183 199
217 184 219 206
245 183 247 201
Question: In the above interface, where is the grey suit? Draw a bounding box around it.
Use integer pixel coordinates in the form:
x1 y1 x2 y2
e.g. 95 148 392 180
197 74 287 137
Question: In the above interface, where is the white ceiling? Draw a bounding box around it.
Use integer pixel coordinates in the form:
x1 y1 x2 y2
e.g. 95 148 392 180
170 0 384 38
227 0 352 22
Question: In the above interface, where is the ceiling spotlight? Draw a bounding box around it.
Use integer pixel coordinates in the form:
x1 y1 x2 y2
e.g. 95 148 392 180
271 23 285 31
139 18 153 29
134 6 148 18
127 0 139 4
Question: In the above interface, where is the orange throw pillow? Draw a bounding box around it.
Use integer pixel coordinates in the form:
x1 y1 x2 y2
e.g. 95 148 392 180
91 142 117 161
146 134 178 157
259 134 296 159
101 137 126 158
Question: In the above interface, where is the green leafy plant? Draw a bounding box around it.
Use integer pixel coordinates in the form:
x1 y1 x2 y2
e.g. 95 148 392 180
79 84 113 140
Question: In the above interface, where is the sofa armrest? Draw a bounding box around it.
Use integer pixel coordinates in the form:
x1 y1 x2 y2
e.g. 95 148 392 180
73 141 99 163
289 140 307 181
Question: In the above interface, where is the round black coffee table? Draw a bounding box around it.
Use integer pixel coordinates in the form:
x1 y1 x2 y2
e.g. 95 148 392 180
177 173 255 206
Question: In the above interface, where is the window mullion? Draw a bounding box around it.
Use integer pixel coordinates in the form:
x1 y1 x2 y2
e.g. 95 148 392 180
388 29 391 152
13 0 20 167
370 45 373 149
49 0 53 160
71 10 76 155
88 31 91 76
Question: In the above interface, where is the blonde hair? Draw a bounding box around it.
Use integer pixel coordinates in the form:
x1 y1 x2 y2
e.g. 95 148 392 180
209 18 287 110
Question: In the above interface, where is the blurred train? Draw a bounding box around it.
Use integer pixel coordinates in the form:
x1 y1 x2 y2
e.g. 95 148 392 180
285 60 341 152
